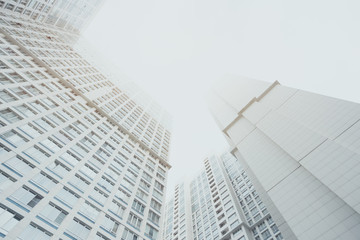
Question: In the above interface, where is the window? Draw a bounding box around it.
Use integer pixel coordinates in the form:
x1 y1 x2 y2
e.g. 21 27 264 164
98 176 115 192
17 222 52 240
79 201 100 221
0 204 23 237
150 199 161 212
89 187 108 206
145 224 158 240
46 160 70 178
122 227 139 240
39 202 68 225
18 123 42 138
148 210 160 225
136 189 148 202
115 188 130 204
30 172 57 191
104 167 119 181
262 230 271 240
0 170 16 193
152 189 162 200
271 224 279 234
40 138 62 153
0 108 22 123
60 151 80 166
154 181 164 192
15 104 37 117
23 145 49 164
55 187 80 208
80 164 98 179
142 172 152 182
127 212 142 228
68 174 90 192
132 199 145 214
5 155 36 177
0 90 17 102
66 218 91 240
140 179 150 192
122 179 134 192
95 232 111 240
10 186 43 209
101 215 120 235
109 200 125 218
1 130 29 147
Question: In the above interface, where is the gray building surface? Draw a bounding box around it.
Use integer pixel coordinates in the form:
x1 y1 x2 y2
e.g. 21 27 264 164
163 153 283 240
207 76 360 240
0 7 170 240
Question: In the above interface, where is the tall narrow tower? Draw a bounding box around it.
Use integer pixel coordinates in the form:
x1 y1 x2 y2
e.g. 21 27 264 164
207 75 360 240
163 153 283 240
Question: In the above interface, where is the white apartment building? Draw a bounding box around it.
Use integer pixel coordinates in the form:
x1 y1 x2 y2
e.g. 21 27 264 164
163 153 283 240
0 0 105 33
0 10 171 240
208 76 360 240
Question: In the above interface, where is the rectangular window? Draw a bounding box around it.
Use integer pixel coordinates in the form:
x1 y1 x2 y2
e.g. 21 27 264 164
4 155 35 176
60 151 80 166
1 130 29 147
148 210 160 225
30 171 57 191
145 224 158 240
15 104 37 117
154 181 164 193
150 199 161 212
10 185 43 209
23 145 50 164
79 201 100 221
98 176 114 192
55 187 79 208
39 202 68 225
68 174 90 192
136 189 148 202
115 188 130 204
80 164 98 180
66 218 91 240
0 170 16 193
0 90 17 102
17 222 52 240
127 213 142 228
101 215 120 235
109 200 125 218
122 227 139 240
132 200 145 214
89 187 108 206
46 160 70 178
0 108 22 123
18 123 42 138
0 203 23 237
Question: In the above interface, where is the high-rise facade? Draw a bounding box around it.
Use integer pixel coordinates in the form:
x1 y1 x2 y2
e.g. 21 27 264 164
0 7 170 240
207 76 360 240
0 0 105 33
163 153 283 240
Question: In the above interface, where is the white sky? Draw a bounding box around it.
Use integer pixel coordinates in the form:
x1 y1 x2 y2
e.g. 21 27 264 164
83 0 360 193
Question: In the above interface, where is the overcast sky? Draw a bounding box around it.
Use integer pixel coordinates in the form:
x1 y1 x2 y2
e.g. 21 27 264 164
83 0 360 194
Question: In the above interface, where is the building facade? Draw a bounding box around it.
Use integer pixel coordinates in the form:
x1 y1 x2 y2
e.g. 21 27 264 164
0 10 170 240
0 0 105 33
163 153 283 240
208 76 360 240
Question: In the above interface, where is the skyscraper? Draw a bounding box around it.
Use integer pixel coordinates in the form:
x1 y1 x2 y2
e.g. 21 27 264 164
163 153 283 240
207 76 360 240
0 6 170 240
0 0 105 33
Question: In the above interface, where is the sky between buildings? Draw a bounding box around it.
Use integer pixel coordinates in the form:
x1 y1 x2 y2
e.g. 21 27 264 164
83 0 360 193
